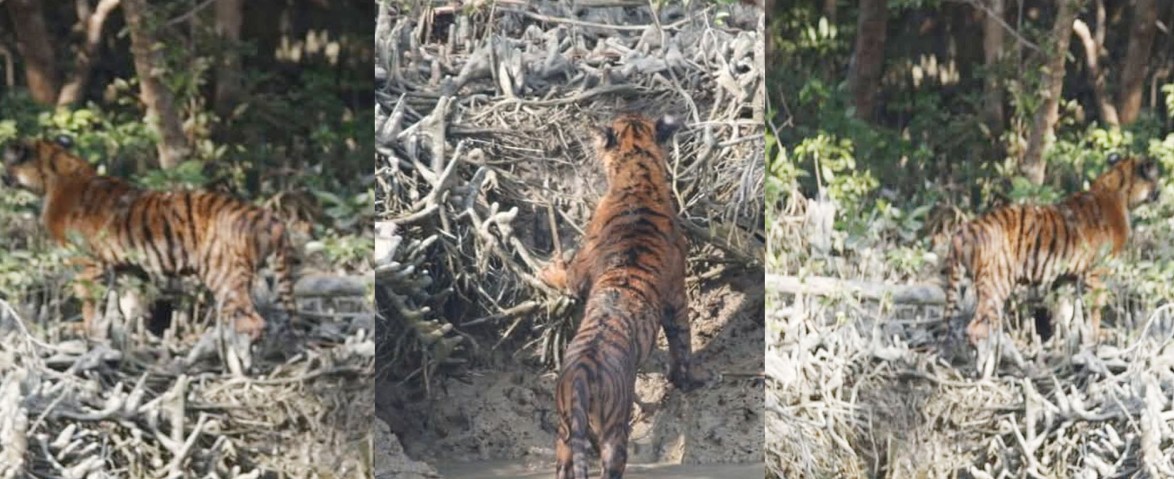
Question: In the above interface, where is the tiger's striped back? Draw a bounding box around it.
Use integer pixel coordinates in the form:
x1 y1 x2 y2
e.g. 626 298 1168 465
2 138 297 340
540 113 706 479
945 154 1160 345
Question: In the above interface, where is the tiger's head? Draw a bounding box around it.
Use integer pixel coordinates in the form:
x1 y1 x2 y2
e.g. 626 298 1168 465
1092 153 1162 208
2 136 95 195
593 113 680 183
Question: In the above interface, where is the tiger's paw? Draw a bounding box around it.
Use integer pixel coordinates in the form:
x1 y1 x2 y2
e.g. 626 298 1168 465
232 314 266 342
184 325 255 375
669 364 714 392
966 319 992 347
538 258 569 291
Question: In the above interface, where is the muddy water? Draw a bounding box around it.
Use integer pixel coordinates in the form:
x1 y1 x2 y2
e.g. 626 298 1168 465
436 460 764 478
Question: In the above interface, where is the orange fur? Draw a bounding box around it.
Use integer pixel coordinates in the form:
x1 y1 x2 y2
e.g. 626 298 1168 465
2 138 297 339
539 113 706 479
945 154 1161 345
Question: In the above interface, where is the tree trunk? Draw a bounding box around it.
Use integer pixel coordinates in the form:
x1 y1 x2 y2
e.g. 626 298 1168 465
982 0 1006 135
6 0 60 105
214 0 244 118
58 0 121 106
1021 0 1083 185
122 0 188 169
1072 19 1119 127
1118 0 1156 125
849 0 888 121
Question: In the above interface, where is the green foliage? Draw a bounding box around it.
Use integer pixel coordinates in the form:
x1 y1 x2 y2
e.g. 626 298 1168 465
764 128 805 224
316 189 376 231
315 230 374 269
1007 176 1061 204
138 161 211 189
0 1 373 324
1163 84 1174 119
868 199 934 244
790 134 878 227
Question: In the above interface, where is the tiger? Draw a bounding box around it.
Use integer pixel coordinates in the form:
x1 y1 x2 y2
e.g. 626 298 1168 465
1 136 297 341
538 113 708 479
945 152 1161 346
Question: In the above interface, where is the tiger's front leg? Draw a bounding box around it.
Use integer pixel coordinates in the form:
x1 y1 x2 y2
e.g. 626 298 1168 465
70 260 106 335
203 259 266 340
966 274 1009 346
662 287 709 392
538 257 570 291
1082 268 1110 341
539 248 591 298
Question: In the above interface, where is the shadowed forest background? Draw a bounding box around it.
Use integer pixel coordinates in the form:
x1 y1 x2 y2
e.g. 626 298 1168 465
770 0 1174 231
0 0 374 476
768 0 1174 477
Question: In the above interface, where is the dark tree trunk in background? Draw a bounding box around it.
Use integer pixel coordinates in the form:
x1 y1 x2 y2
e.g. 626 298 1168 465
58 0 121 106
123 0 188 169
1022 0 1083 185
6 0 60 105
1072 19 1118 127
824 0 837 23
982 0 1006 135
1118 0 1156 125
214 0 244 118
849 0 888 121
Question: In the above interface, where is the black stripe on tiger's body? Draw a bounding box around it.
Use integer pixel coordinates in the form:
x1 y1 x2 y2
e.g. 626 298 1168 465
539 113 709 479
945 153 1161 346
1 137 297 341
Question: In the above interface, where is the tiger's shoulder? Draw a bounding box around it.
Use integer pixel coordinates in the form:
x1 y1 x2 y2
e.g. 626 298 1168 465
540 113 687 297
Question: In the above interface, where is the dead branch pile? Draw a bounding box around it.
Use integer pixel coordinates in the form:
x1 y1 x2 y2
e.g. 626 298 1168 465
376 0 764 388
0 295 374 478
767 191 1174 477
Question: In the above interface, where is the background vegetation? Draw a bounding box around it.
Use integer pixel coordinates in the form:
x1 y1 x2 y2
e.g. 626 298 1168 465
768 1 1174 477
377 1 766 474
0 0 374 307
769 0 1174 263
0 1 375 476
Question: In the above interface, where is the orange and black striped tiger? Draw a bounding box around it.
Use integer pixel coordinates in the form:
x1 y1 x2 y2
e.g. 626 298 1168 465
945 153 1161 345
1 137 297 340
539 113 708 479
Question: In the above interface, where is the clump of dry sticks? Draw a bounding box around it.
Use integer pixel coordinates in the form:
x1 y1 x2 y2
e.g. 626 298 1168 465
768 187 1174 477
0 277 374 478
376 0 764 399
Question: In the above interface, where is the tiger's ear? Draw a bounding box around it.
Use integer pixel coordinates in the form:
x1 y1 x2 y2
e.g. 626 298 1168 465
1139 157 1160 180
54 135 75 149
654 115 680 144
593 125 617 151
1107 152 1123 165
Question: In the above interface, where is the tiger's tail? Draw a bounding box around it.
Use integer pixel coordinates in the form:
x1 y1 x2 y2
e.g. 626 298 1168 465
272 226 298 319
259 216 297 320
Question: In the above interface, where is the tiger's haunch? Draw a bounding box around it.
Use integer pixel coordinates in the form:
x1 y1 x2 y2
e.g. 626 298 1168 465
1 138 297 340
945 153 1161 346
539 113 707 479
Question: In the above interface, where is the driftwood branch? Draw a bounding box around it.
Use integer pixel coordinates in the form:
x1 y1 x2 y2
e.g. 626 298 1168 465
766 274 945 304
293 274 371 298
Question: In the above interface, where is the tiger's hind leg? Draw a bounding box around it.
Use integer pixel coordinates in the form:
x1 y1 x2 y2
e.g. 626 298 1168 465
202 256 265 340
599 442 627 479
555 413 574 479
598 418 630 479
70 261 105 336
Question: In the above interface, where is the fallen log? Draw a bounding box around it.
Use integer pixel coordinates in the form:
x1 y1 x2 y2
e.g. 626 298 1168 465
766 274 946 304
294 274 373 298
